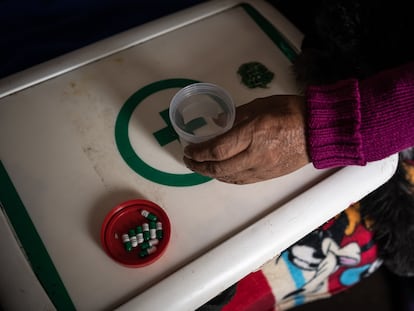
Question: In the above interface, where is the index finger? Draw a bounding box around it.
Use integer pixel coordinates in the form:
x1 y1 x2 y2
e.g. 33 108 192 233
183 123 251 162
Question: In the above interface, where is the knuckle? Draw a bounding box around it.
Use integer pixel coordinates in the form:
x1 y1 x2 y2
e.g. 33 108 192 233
206 162 225 176
209 144 227 160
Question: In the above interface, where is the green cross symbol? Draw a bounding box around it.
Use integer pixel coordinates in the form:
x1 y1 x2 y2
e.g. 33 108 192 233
115 78 211 187
152 109 178 146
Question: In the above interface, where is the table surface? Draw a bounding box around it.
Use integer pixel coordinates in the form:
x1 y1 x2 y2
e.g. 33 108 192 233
0 1 398 311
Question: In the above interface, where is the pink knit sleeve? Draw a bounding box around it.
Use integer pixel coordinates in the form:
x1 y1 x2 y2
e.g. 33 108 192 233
306 62 414 169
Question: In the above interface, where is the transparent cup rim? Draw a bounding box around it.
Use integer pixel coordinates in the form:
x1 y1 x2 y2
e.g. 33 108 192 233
169 83 235 144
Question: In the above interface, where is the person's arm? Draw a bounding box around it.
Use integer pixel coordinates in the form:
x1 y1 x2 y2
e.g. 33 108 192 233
184 61 414 184
307 61 414 168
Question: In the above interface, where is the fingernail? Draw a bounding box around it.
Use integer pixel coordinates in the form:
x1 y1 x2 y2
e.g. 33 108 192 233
183 146 191 158
183 157 192 169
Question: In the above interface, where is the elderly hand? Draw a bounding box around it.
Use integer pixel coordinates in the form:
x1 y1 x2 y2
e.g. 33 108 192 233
183 95 311 184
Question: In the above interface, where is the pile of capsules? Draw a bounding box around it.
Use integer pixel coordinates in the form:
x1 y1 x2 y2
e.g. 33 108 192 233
121 209 164 258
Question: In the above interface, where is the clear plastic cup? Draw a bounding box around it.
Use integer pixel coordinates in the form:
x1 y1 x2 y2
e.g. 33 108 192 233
169 83 235 146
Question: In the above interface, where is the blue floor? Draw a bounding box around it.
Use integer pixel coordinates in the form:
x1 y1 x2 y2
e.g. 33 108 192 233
0 0 206 79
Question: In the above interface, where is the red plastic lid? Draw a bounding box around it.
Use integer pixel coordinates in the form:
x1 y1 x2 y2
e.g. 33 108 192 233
100 199 171 267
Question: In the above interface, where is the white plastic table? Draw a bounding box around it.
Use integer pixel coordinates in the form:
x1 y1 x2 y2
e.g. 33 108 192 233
0 1 398 310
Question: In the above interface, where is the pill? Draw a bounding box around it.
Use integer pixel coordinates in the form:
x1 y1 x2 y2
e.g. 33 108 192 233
129 229 138 248
122 233 132 252
156 221 163 240
140 239 159 250
136 225 144 244
149 221 157 239
141 209 157 222
139 246 157 258
142 223 150 241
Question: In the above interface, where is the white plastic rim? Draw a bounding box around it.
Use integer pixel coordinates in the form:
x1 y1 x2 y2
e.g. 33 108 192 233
169 83 235 144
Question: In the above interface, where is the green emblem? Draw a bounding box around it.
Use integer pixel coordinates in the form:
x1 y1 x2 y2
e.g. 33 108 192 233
237 61 274 88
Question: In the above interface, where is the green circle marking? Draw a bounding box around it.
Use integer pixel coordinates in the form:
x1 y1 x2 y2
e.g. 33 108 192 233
115 78 212 187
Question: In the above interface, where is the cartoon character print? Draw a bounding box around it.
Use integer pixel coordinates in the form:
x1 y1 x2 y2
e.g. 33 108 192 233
281 203 381 300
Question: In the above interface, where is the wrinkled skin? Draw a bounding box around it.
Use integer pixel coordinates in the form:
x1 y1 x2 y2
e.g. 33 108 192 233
183 95 311 184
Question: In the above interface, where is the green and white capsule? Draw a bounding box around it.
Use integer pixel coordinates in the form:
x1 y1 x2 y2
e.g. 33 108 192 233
136 225 144 244
129 229 138 248
142 223 150 241
149 221 157 239
122 233 132 252
141 209 157 222
140 239 159 250
156 221 163 239
139 246 157 258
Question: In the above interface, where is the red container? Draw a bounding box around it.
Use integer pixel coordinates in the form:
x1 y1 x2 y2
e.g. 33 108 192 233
100 199 171 267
